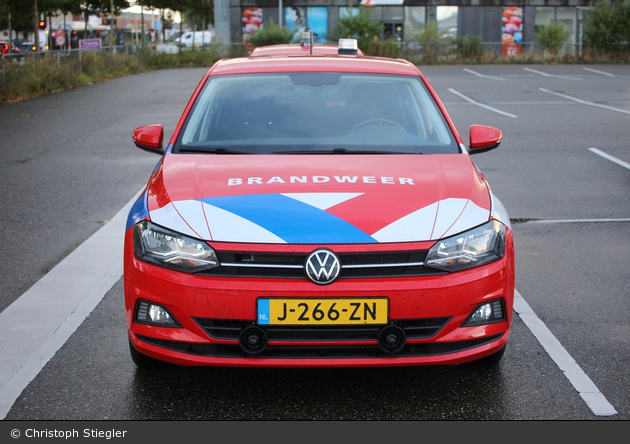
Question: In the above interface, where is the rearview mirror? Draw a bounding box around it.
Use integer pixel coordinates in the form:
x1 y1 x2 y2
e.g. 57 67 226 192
132 124 164 155
468 125 502 154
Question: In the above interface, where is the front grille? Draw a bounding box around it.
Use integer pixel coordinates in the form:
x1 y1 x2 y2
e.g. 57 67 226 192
197 250 444 279
135 333 504 359
194 317 451 341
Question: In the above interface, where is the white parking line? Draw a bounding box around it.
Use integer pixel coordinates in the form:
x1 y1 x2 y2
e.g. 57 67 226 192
448 88 518 118
524 67 583 80
588 147 630 170
463 68 506 81
513 290 618 416
582 67 615 77
539 88 630 114
0 190 141 420
521 218 630 224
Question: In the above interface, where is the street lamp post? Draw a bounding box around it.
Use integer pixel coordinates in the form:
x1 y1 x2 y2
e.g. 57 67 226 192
109 0 114 47
279 0 283 27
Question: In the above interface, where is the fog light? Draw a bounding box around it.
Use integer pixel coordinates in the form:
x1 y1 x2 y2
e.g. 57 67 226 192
135 301 179 327
463 300 505 326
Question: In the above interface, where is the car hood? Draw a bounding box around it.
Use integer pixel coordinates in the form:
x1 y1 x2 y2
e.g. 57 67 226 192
144 154 491 244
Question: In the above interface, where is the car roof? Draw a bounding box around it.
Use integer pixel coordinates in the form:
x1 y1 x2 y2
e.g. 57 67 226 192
250 44 364 57
208 53 421 77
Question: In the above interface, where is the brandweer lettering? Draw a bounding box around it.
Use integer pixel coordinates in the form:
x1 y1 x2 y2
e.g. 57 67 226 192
228 176 415 186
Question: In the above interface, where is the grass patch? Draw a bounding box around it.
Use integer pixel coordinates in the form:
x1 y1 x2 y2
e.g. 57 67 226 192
1 43 627 105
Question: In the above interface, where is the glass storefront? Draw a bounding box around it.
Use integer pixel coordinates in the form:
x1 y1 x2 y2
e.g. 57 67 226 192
238 4 588 46
436 6 458 39
285 7 329 43
534 6 581 43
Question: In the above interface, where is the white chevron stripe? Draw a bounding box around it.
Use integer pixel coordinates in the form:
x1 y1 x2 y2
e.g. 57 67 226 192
149 202 199 238
171 199 212 240
442 200 489 238
431 198 469 239
373 198 490 242
372 202 438 242
281 193 363 210
201 202 285 243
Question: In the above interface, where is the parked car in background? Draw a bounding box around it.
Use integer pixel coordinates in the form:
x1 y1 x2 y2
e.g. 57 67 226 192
175 30 214 47
10 39 27 53
18 42 36 53
0 42 9 55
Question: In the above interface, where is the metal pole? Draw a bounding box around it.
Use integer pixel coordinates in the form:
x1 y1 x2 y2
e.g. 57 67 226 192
110 0 114 48
279 0 283 27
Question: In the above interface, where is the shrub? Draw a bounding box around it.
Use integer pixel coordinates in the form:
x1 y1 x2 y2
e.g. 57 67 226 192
457 35 483 61
535 22 571 56
245 19 296 47
366 39 403 58
583 0 630 58
408 21 455 64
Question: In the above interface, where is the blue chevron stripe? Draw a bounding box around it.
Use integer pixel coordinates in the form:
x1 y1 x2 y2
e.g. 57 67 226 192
126 191 148 231
201 194 376 244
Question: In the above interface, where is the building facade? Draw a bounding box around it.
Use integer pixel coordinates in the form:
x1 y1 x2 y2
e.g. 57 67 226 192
220 0 594 49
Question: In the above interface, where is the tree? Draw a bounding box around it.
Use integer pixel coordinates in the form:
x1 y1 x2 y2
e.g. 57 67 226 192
583 0 630 56
329 6 381 53
144 0 191 43
0 0 30 50
181 0 214 48
145 0 180 42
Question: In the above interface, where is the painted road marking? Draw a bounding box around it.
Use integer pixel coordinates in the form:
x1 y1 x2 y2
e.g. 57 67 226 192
463 68 506 81
518 218 630 224
0 189 141 420
524 67 583 80
588 148 630 170
540 88 630 114
448 88 518 118
582 67 614 77
514 290 618 416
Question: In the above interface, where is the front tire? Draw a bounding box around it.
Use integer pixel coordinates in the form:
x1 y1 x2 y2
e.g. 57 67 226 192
474 344 506 366
128 337 164 369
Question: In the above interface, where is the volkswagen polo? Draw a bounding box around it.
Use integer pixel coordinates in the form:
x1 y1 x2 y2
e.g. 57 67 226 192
125 39 514 368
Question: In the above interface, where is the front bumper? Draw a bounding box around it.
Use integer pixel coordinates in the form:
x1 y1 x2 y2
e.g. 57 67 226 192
124 228 515 367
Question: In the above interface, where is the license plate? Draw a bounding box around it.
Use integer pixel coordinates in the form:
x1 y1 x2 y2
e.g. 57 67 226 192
257 298 388 325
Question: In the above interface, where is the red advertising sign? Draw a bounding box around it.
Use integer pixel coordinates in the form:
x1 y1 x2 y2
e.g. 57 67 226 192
502 7 523 58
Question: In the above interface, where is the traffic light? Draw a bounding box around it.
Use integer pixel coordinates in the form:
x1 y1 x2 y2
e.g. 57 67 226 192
38 20 46 30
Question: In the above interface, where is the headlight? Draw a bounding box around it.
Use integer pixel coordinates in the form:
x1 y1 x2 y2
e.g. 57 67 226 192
425 220 506 272
133 220 219 273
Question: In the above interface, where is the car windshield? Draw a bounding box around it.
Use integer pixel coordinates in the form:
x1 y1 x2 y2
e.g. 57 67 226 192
175 72 459 155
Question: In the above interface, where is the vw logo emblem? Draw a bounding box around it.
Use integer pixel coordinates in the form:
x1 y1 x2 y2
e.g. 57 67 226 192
305 249 341 285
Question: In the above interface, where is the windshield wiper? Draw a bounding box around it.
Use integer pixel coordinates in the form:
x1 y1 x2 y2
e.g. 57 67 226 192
271 148 418 154
178 146 247 154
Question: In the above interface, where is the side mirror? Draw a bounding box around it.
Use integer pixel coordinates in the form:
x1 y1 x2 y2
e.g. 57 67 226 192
132 124 164 155
468 125 502 154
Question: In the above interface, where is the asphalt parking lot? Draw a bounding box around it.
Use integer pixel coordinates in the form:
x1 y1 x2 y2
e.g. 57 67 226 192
0 64 628 421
